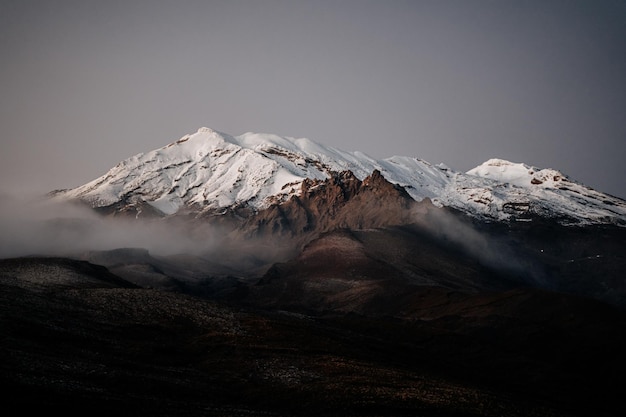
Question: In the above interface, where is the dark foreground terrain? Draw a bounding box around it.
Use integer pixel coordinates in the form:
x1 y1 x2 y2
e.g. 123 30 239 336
1 256 625 417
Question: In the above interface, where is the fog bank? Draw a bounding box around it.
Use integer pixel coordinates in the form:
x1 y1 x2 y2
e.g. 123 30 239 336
0 193 221 259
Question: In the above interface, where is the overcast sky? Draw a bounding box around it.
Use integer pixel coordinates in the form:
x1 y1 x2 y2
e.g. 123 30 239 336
1 0 625 198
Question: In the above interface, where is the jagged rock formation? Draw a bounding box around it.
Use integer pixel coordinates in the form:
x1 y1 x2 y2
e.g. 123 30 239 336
240 169 422 238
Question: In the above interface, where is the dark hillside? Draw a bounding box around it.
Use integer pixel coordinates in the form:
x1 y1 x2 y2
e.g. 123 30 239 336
2 257 625 416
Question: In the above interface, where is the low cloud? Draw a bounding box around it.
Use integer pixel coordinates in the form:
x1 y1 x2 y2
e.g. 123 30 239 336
414 204 547 286
0 193 222 259
0 192 299 278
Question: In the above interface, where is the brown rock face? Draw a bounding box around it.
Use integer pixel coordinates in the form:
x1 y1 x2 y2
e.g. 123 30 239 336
241 170 423 240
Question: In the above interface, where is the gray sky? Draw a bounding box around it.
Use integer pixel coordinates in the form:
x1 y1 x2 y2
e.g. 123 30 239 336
1 0 625 198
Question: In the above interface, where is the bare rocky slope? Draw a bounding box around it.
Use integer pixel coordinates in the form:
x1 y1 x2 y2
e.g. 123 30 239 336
239 221 626 313
2 190 625 416
2 257 626 417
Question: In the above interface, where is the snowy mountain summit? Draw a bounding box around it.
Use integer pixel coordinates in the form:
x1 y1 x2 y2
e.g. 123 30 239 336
55 127 626 226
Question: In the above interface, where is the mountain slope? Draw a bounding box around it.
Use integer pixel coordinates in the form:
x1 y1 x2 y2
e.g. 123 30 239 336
2 255 625 417
53 127 626 225
242 220 626 311
448 158 626 224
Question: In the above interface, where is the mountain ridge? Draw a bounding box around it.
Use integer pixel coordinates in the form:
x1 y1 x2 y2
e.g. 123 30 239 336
52 127 626 226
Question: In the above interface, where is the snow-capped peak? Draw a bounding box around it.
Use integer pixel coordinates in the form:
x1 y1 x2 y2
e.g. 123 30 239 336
54 128 626 226
467 158 568 188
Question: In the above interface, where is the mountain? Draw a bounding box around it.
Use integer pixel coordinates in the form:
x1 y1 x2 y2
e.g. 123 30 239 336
4 127 626 416
37 127 626 308
53 127 626 226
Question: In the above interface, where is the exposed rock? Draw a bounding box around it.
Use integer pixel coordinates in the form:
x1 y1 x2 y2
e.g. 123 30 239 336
240 170 422 240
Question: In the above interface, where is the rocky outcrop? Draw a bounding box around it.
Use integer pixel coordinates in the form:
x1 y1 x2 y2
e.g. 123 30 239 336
240 170 424 239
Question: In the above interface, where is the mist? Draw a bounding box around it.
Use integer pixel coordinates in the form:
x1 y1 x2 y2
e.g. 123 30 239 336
0 193 222 259
415 204 548 287
0 191 302 280
1 189 547 287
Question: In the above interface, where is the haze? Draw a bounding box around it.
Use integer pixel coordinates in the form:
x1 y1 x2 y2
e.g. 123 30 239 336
0 194 221 258
1 0 625 198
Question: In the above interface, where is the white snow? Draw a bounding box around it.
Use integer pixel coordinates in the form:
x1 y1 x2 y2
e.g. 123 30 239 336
148 196 182 215
467 158 567 188
55 127 626 226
